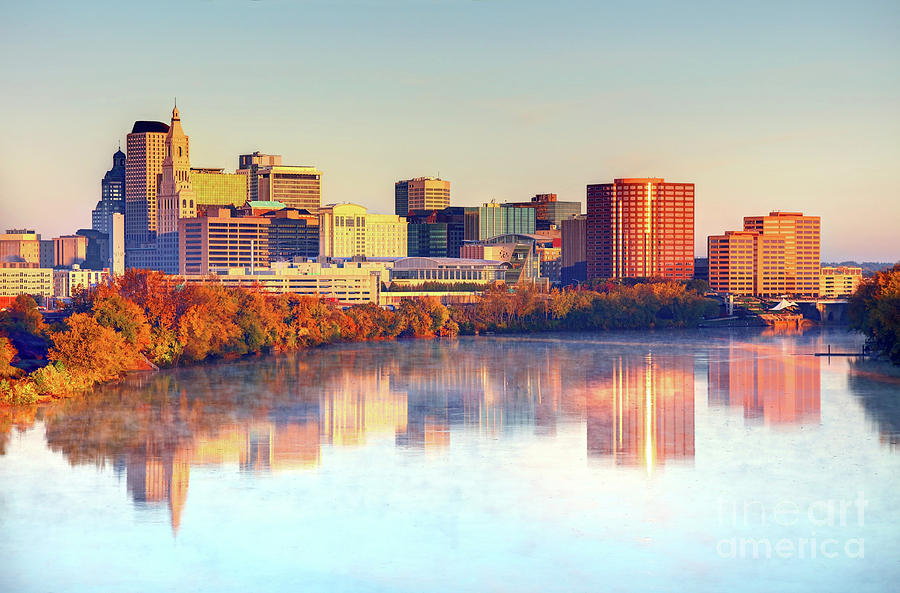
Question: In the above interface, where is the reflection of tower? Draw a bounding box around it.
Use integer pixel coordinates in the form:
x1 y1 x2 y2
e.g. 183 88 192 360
586 352 695 471
708 343 820 425
125 442 192 534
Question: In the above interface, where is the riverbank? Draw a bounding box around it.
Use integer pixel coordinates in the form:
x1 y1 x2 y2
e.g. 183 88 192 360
1 270 720 406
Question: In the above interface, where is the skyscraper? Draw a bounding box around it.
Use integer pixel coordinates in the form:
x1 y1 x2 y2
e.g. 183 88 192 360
125 121 169 249
586 178 694 281
92 149 126 234
155 105 196 274
394 177 450 216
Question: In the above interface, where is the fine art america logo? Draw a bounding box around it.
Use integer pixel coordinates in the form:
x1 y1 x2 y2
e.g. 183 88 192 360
716 492 866 560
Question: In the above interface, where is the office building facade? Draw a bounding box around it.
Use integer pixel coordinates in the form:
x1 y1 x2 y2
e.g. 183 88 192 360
92 149 126 234
394 177 450 215
179 206 270 275
125 120 169 248
263 208 320 260
708 212 820 298
586 178 694 281
466 202 536 241
561 214 587 285
191 168 247 209
318 203 407 258
819 266 862 299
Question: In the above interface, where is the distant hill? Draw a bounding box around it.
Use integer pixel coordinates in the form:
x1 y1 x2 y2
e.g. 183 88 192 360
822 261 897 278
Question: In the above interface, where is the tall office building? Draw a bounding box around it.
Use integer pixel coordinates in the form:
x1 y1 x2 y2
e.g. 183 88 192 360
318 203 407 258
237 152 282 201
395 177 450 216
125 120 169 248
238 152 321 213
561 214 587 285
92 149 126 234
155 105 196 274
742 212 820 298
466 201 536 241
708 211 820 298
586 178 694 281
191 168 248 208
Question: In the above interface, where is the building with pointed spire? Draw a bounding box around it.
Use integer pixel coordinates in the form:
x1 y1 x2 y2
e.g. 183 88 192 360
154 105 196 274
92 148 126 234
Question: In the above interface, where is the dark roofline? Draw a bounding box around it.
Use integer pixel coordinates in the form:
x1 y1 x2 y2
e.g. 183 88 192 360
131 121 170 134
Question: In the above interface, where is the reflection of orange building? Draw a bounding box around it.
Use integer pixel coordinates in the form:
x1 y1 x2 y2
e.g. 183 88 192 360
587 353 694 470
708 343 820 424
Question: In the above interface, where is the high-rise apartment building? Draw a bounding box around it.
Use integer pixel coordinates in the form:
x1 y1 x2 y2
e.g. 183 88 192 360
179 206 270 275
708 212 820 298
191 168 247 208
155 106 196 274
318 203 407 258
394 177 450 216
586 178 694 281
238 153 321 213
125 121 169 248
92 149 126 234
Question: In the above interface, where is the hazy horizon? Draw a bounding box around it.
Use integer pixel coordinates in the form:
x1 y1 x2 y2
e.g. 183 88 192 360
1 0 897 261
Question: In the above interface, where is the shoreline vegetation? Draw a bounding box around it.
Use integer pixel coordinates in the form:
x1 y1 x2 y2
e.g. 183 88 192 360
1 270 719 406
848 263 900 365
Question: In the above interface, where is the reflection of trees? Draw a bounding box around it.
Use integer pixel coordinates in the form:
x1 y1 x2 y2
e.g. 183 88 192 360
847 361 900 447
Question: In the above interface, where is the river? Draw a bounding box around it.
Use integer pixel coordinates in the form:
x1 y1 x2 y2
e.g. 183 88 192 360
1 328 898 592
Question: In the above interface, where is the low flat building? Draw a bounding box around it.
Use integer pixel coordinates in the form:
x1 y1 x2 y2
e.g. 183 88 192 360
819 266 862 299
389 257 507 286
0 266 54 306
179 259 390 305
53 268 110 299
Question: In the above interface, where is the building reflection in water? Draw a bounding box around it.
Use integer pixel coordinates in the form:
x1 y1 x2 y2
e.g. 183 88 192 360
39 340 700 533
586 353 695 472
708 342 821 425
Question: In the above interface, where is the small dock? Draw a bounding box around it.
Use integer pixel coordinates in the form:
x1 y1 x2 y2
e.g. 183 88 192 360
814 345 868 357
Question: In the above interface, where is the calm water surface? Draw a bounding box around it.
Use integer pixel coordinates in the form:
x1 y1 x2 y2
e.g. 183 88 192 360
1 329 899 592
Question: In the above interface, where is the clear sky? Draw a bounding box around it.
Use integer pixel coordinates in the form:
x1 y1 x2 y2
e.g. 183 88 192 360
0 0 897 260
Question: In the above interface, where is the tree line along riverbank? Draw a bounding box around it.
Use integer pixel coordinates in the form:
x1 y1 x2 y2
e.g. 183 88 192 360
5 263 896 406
0 270 722 405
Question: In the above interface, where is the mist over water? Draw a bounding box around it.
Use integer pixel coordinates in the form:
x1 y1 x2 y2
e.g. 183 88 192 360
1 329 898 592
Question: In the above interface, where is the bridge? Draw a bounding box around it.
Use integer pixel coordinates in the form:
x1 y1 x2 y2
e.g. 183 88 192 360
795 300 849 324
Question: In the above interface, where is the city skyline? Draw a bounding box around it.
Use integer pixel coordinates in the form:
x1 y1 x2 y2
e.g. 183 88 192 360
0 1 897 261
